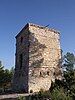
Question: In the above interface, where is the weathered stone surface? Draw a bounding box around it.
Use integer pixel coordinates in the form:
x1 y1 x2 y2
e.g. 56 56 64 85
12 23 62 93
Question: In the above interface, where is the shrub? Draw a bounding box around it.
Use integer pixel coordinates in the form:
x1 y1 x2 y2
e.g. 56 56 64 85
50 88 72 100
31 89 51 100
18 96 26 100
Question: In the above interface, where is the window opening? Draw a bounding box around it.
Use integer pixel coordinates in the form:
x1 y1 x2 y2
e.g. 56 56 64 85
21 36 23 43
40 72 42 76
47 71 49 76
20 54 23 69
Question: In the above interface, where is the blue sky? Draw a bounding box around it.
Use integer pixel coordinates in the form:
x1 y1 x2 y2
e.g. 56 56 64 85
0 0 75 69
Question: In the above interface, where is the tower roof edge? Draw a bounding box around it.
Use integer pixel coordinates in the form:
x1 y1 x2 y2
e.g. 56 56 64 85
15 23 29 38
16 23 60 38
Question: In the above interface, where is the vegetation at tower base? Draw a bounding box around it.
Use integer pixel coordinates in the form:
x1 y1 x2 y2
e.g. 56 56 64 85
18 96 26 100
0 52 75 100
0 60 14 93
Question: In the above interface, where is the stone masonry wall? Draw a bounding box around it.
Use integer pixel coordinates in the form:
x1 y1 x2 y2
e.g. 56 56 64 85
12 25 29 92
13 23 62 93
28 23 62 92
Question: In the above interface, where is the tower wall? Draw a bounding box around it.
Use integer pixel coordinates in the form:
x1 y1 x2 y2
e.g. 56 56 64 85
28 24 62 92
12 23 62 93
12 25 29 92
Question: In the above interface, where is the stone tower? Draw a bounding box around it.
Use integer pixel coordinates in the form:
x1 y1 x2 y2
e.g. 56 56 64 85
13 23 62 93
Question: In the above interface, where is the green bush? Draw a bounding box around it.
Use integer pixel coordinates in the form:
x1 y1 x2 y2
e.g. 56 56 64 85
50 88 72 100
18 96 26 100
31 87 72 100
31 89 51 100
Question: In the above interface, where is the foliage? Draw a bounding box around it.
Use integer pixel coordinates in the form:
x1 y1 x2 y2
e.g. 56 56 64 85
31 89 51 100
18 96 26 100
1 69 11 91
0 61 5 89
0 61 14 92
62 52 75 99
63 52 75 72
50 87 72 100
10 66 14 76
30 85 72 100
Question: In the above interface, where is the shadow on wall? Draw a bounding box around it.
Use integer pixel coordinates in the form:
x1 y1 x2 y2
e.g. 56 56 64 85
29 32 47 68
54 59 62 80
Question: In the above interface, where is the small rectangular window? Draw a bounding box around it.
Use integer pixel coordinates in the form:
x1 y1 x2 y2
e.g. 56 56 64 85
20 54 23 69
21 36 23 43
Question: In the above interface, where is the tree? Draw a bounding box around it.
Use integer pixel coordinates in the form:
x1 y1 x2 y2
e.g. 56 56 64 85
63 52 75 72
9 66 15 85
0 61 4 74
10 66 14 76
0 61 5 90
0 61 14 92
62 52 75 98
2 70 11 92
